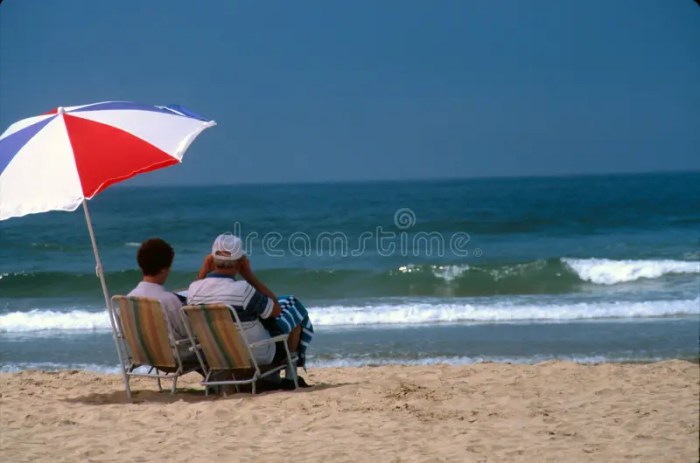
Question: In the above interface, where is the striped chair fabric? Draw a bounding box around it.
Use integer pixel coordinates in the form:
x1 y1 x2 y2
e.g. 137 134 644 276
115 296 177 369
182 304 252 370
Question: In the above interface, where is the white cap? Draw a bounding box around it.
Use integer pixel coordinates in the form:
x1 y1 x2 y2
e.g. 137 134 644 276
211 233 246 260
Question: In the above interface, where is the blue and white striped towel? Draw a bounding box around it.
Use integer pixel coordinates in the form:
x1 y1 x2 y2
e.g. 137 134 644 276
272 295 314 368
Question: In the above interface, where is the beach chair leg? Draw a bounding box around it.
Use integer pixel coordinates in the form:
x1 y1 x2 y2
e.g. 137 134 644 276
204 371 212 396
284 344 299 389
171 376 177 395
124 375 132 399
230 371 240 393
121 362 133 400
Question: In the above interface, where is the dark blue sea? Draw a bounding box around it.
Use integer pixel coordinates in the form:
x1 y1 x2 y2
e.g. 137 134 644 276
1 172 698 372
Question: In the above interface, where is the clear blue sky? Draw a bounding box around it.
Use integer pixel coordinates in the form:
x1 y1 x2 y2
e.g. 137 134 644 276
1 0 698 185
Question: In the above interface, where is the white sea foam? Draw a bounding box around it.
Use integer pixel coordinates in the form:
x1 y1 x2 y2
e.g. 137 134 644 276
0 363 153 374
1 298 697 333
0 309 111 332
0 354 673 373
486 260 547 281
309 298 698 326
307 354 669 368
397 264 470 282
562 258 699 285
431 264 470 282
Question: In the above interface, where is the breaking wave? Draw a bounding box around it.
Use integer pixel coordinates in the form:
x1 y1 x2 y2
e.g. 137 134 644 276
1 297 696 333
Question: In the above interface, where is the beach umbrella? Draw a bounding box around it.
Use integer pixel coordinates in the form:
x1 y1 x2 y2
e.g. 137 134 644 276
0 101 216 391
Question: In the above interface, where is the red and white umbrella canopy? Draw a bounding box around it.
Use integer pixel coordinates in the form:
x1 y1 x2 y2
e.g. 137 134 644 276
0 101 216 220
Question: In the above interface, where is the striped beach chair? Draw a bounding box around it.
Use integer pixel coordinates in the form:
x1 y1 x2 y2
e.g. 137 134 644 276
181 303 298 395
111 296 202 398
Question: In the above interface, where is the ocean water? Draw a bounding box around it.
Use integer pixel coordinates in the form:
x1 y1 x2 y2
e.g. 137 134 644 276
1 172 698 372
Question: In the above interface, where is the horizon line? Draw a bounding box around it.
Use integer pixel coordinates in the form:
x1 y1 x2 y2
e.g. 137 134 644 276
117 168 700 189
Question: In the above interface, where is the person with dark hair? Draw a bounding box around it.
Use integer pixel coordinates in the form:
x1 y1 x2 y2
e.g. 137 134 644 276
128 238 187 341
136 238 175 277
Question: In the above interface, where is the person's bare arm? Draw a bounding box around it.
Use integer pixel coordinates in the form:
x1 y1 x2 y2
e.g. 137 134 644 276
196 254 215 280
238 257 282 317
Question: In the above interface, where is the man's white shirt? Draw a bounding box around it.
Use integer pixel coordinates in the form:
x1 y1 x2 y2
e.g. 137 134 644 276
127 281 187 340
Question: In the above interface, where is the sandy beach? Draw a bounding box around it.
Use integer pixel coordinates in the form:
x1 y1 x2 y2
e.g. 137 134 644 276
0 360 697 462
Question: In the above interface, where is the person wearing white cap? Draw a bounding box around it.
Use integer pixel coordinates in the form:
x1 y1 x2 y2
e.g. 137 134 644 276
188 233 311 388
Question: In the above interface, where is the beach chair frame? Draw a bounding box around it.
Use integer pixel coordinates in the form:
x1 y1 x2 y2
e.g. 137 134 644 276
111 295 201 398
181 303 298 395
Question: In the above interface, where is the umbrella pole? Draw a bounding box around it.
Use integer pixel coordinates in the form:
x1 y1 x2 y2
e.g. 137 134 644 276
82 201 132 399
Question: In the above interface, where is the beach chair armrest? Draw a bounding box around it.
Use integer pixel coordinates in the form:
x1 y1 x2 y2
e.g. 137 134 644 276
249 334 289 348
188 343 202 352
174 338 193 346
174 338 202 353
